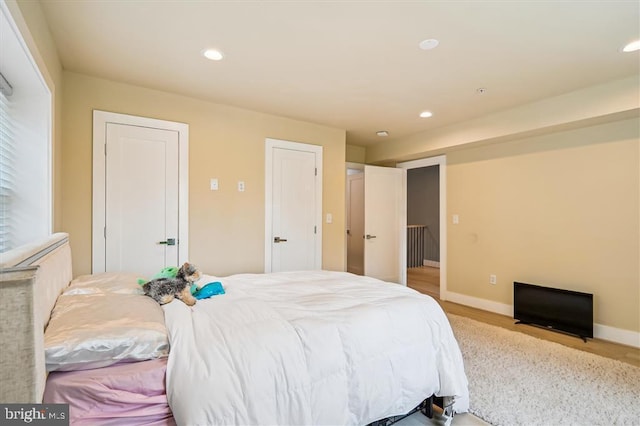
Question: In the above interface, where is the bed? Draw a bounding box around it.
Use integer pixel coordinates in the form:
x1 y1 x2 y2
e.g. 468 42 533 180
0 233 469 425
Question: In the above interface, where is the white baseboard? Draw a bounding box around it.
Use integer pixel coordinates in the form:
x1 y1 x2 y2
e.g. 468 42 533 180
593 324 640 348
442 290 640 349
423 260 440 268
443 291 513 317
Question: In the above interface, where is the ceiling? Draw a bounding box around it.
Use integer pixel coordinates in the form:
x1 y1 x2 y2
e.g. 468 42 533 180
39 1 639 147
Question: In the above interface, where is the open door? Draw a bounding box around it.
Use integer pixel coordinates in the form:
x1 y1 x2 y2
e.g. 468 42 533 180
363 165 406 284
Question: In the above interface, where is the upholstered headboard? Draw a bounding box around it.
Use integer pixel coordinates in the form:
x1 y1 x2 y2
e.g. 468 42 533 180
0 233 72 402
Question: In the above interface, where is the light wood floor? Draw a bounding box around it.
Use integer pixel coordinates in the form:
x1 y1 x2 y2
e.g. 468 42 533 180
407 266 640 368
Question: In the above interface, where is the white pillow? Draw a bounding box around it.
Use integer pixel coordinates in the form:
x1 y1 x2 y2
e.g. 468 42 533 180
63 272 144 295
44 292 169 372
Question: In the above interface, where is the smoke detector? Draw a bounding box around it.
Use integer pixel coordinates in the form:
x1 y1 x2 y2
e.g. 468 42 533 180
419 39 440 50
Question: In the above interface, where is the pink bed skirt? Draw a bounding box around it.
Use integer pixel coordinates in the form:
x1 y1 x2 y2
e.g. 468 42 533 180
43 358 175 426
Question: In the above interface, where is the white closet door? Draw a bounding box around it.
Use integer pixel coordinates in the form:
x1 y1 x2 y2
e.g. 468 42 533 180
104 123 179 276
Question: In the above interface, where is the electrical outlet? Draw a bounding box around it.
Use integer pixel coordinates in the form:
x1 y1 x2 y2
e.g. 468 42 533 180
489 274 497 285
237 181 245 192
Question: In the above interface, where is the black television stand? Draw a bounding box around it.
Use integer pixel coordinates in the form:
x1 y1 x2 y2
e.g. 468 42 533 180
515 320 589 343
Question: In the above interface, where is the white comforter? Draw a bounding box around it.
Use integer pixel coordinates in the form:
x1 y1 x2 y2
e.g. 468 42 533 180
163 271 468 426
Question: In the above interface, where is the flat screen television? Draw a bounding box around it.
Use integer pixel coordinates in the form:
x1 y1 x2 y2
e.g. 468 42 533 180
513 281 593 341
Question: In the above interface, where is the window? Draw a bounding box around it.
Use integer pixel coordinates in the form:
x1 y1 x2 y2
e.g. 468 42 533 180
0 76 14 252
0 3 52 253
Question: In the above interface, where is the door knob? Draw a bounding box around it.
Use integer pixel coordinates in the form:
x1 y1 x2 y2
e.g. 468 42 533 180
274 236 288 243
365 234 377 240
158 238 176 246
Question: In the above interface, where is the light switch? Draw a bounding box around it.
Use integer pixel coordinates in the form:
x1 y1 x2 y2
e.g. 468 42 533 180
210 178 219 191
326 213 333 224
452 214 459 224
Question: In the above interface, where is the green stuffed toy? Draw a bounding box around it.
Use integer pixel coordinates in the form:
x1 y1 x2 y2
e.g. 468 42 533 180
137 266 179 285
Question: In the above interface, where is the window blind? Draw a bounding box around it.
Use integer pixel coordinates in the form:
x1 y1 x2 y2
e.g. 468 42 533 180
0 76 15 253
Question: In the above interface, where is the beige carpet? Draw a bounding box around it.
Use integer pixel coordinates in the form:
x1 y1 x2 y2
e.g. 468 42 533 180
447 314 640 426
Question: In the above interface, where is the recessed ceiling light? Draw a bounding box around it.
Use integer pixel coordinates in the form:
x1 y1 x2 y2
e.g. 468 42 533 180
419 39 439 50
376 131 389 137
202 49 224 61
419 111 433 118
622 40 640 52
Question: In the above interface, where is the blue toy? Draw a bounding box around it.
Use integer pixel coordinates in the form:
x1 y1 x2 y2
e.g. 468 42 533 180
193 282 225 300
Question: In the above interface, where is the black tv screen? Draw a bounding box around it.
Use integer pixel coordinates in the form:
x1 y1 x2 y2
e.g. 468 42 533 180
513 282 593 340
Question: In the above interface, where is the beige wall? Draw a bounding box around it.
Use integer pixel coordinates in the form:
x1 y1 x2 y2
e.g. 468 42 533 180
62 72 346 277
447 118 639 332
364 74 640 335
346 144 366 163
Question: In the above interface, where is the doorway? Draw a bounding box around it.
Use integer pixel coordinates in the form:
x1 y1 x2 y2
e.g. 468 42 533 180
346 168 364 275
397 156 446 299
264 138 322 272
344 164 406 284
92 110 189 276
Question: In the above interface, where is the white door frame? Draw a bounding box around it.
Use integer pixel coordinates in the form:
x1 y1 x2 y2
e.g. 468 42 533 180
92 110 189 273
397 155 447 299
264 138 323 272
